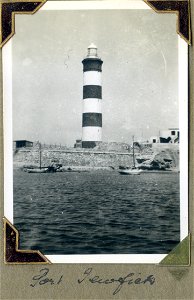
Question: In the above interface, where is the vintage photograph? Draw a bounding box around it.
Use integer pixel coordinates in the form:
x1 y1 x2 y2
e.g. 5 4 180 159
4 1 188 258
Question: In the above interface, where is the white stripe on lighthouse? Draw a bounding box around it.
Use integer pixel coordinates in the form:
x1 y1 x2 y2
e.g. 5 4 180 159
82 127 102 141
83 71 102 86
83 98 102 113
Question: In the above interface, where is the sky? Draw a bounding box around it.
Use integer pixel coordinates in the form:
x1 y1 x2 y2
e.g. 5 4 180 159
12 7 178 146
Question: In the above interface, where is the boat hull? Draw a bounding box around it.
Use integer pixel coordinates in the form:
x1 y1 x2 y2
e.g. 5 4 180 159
119 169 142 175
27 168 48 173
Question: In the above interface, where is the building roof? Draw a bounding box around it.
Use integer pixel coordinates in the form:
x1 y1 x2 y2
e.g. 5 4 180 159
14 140 33 143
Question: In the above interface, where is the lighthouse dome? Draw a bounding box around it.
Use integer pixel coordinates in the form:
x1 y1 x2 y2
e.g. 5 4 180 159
87 43 99 58
88 43 97 49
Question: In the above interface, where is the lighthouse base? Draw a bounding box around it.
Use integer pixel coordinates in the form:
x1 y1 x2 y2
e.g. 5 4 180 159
82 141 98 148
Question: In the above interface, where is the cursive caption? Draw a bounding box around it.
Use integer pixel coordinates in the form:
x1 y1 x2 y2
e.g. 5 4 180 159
30 267 155 295
30 268 63 287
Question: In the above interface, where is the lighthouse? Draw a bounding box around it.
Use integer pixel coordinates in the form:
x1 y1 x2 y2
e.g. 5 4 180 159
82 44 103 148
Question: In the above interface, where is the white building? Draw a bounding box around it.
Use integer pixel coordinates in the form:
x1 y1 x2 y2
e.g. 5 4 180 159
159 128 179 143
149 128 179 144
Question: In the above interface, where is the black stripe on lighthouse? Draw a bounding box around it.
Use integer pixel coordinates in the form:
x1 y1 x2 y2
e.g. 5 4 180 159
82 58 103 72
83 85 102 99
82 113 102 127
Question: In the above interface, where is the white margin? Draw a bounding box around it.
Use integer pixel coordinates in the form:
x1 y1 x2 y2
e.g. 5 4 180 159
178 36 188 240
3 39 13 223
45 254 166 264
3 0 188 264
40 0 150 11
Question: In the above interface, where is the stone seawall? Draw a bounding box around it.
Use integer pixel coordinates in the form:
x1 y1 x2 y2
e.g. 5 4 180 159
13 149 134 168
13 144 179 170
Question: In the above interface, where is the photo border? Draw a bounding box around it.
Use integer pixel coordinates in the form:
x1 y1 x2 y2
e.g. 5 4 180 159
3 0 189 264
0 0 193 299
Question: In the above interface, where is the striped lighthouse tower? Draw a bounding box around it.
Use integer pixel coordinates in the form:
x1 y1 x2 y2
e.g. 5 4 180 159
82 43 103 148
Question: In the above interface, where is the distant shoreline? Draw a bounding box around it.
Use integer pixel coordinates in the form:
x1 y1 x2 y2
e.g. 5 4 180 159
13 165 179 174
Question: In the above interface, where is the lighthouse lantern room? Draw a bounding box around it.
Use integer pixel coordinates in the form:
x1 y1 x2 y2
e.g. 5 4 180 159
82 44 103 148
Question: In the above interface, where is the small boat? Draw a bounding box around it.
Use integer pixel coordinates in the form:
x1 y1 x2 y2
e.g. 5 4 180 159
27 166 60 173
27 168 48 173
119 167 142 175
119 136 142 175
26 143 60 173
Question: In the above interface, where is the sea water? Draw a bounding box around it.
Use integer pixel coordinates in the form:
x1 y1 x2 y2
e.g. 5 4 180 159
13 170 180 254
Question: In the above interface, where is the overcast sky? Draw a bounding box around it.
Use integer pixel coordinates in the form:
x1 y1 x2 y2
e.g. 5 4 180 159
12 8 178 146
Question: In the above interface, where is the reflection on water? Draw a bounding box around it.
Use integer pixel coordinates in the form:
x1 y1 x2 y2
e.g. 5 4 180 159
13 170 180 254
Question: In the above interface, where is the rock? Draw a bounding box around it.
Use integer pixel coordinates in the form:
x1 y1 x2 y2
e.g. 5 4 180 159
138 150 177 171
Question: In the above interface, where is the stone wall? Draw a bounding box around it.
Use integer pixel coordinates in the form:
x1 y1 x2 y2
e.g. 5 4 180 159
13 149 134 168
13 143 180 170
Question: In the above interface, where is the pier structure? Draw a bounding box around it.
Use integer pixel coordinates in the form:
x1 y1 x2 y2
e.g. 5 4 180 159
82 44 103 148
